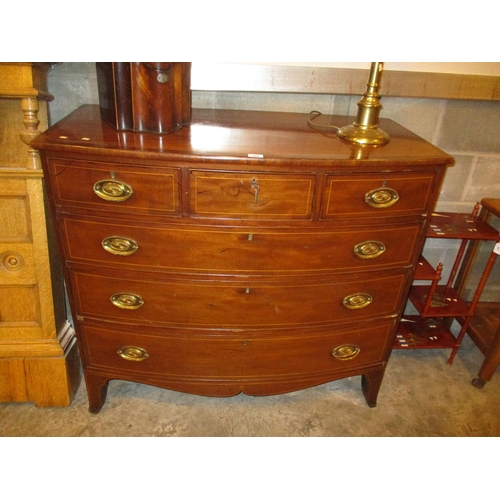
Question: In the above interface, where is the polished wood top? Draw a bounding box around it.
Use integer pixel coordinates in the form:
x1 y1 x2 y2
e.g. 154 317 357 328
482 198 500 218
33 105 454 168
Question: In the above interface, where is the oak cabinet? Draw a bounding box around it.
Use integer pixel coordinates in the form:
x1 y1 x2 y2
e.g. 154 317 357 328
0 63 81 406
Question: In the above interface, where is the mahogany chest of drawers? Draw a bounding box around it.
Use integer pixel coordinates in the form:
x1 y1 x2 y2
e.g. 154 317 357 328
32 105 453 413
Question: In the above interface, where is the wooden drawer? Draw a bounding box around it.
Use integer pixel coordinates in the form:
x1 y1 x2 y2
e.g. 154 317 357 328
70 269 407 328
189 170 316 219
79 319 395 378
47 159 180 216
322 172 437 219
61 217 423 275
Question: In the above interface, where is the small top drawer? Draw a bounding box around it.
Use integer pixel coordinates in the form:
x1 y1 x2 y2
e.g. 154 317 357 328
322 172 437 219
47 159 180 216
189 170 316 219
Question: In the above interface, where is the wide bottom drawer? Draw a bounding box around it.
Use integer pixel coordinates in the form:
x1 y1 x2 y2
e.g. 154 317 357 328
79 319 395 380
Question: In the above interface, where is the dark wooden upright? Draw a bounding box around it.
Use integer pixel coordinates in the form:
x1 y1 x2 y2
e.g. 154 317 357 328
96 62 191 134
32 106 453 412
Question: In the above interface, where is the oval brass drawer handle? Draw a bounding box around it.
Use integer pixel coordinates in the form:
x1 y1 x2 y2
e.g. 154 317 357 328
117 346 149 362
365 187 399 208
332 344 360 361
354 241 386 259
343 293 373 310
102 236 139 256
110 292 144 310
94 179 133 202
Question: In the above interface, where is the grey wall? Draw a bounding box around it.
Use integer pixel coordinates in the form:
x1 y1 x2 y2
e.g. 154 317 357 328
47 63 500 301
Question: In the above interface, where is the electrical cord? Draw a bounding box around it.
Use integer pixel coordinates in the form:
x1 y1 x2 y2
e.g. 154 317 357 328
307 110 340 137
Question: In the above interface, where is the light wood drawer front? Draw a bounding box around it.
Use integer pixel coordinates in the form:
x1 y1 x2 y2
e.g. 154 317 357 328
71 270 407 328
189 171 316 219
80 320 394 378
47 159 180 216
322 172 436 219
62 218 422 274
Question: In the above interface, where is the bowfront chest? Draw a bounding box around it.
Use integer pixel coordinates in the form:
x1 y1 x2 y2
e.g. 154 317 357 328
33 105 453 412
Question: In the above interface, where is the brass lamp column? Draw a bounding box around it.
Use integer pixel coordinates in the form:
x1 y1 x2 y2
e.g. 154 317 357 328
337 62 390 145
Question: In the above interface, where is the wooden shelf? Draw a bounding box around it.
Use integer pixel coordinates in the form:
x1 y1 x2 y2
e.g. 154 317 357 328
409 285 471 318
395 203 500 363
394 315 457 349
427 211 500 241
414 255 439 280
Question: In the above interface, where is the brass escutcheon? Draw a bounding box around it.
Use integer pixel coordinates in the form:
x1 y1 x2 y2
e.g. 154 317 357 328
343 293 373 309
102 236 139 256
94 179 133 202
117 346 149 361
110 292 144 310
354 241 386 259
365 187 399 208
332 344 361 361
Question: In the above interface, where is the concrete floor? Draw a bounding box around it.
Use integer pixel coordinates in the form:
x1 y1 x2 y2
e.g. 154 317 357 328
1 334 499 437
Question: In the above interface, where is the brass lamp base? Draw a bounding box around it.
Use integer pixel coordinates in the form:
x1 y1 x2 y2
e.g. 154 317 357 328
336 62 390 146
336 123 390 145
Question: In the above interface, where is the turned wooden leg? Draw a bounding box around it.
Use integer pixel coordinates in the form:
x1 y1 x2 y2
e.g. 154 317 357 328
447 321 470 365
361 368 385 408
84 372 110 414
